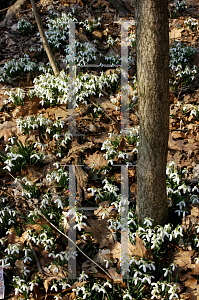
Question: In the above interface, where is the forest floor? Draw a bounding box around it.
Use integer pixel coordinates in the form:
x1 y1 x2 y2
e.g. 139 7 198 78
0 0 199 299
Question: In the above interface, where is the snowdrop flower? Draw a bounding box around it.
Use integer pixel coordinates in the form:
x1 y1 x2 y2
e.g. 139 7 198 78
30 154 40 160
151 282 160 299
123 291 132 299
163 267 171 277
8 137 16 144
54 198 64 209
5 243 20 255
24 256 32 264
48 212 55 219
0 258 10 267
190 195 199 204
59 281 71 289
67 251 77 260
87 187 97 196
53 266 59 273
73 221 87 231
143 217 154 227
99 286 106 293
103 281 112 288
138 260 149 273
142 274 154 284
53 162 60 168
195 225 199 234
167 284 180 300
50 283 58 292
53 133 60 140
92 282 100 291
81 233 87 240
133 271 142 285
21 267 30 277
29 280 38 291
104 260 110 268
23 248 31 257
195 237 199 248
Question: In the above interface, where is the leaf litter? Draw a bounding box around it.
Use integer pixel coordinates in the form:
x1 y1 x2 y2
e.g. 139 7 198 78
0 0 199 299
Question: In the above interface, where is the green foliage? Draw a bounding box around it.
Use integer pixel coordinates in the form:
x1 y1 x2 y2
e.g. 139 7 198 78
0 137 45 173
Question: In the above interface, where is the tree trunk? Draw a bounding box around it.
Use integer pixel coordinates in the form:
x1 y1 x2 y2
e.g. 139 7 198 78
30 0 59 76
135 0 169 226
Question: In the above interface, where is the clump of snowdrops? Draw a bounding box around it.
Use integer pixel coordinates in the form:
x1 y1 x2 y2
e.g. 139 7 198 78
17 18 34 35
169 42 197 89
184 17 199 31
0 54 49 83
32 70 119 107
4 88 25 108
39 12 77 50
80 17 102 33
169 0 186 18
0 137 45 172
101 127 139 166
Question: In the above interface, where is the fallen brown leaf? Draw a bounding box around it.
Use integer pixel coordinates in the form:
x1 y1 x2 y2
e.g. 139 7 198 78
85 151 107 170
108 267 125 284
108 234 153 261
170 27 183 39
173 250 195 272
168 132 199 152
7 227 26 245
0 121 17 142
117 137 126 152
12 96 41 118
83 218 115 248
128 233 153 260
93 0 110 8
44 277 61 294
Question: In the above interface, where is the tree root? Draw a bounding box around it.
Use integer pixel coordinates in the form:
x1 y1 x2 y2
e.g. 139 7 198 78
0 0 30 27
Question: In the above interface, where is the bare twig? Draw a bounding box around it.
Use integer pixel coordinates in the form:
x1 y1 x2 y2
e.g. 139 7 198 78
35 208 112 279
28 239 44 274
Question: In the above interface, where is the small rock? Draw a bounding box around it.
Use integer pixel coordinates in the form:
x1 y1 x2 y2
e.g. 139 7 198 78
11 24 18 31
31 37 37 43
89 123 97 133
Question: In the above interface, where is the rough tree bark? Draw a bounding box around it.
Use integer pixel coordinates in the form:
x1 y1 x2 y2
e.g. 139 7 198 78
30 0 59 76
135 0 169 226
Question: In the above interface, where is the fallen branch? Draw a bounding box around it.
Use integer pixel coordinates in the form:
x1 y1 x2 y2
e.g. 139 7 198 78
30 0 59 76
